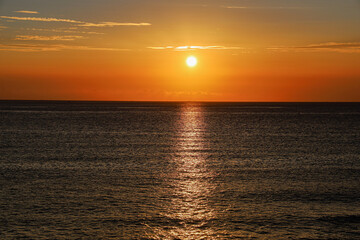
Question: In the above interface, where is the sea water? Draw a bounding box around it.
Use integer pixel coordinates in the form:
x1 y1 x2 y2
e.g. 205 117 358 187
1 101 359 239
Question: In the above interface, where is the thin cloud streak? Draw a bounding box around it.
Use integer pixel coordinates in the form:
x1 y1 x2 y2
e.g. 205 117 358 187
0 43 128 52
1 16 82 23
26 28 104 35
223 6 307 9
0 16 151 27
14 10 39 14
269 42 360 53
15 35 84 41
79 22 151 27
148 45 244 51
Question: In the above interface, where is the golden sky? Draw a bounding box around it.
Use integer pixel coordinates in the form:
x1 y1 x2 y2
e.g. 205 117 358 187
0 0 359 101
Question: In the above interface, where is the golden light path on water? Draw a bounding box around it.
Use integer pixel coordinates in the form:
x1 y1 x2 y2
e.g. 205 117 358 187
155 103 217 239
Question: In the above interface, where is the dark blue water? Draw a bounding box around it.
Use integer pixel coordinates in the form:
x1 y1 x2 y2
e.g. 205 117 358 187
1 101 359 239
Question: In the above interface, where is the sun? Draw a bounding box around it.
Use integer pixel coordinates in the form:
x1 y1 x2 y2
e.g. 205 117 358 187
186 56 197 67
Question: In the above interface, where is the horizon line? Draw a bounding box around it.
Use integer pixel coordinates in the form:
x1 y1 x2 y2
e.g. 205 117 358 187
0 99 359 103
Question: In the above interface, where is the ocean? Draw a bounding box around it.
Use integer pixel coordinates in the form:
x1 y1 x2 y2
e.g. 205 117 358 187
1 101 359 239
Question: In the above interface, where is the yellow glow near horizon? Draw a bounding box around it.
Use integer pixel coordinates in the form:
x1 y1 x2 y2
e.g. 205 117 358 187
186 56 197 67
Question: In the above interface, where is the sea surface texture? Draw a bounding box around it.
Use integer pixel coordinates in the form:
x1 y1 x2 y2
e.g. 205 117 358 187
1 101 359 239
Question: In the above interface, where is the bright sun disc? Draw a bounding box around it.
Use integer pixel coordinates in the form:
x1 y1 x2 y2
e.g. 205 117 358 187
186 56 197 67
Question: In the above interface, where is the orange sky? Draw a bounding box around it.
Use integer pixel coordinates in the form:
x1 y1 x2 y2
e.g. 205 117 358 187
1 0 360 101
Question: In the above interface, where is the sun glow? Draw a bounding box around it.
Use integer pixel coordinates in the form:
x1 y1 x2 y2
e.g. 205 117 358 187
186 56 197 67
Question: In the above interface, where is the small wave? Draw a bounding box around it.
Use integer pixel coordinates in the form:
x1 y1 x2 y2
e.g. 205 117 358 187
318 215 360 224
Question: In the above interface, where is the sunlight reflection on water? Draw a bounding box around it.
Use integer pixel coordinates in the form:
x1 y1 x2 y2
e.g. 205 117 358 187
157 103 217 239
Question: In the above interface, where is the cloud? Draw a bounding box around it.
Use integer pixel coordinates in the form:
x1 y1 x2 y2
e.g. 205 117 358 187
26 28 104 35
223 6 306 10
0 43 128 52
0 25 7 30
0 16 82 23
79 22 151 27
223 6 249 9
0 15 151 27
269 42 360 53
14 10 39 14
15 35 84 41
298 42 360 50
147 45 244 51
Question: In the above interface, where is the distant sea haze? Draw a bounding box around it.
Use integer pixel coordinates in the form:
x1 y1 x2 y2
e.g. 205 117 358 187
1 101 359 239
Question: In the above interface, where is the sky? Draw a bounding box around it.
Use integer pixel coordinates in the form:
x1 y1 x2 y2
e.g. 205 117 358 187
0 0 359 101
